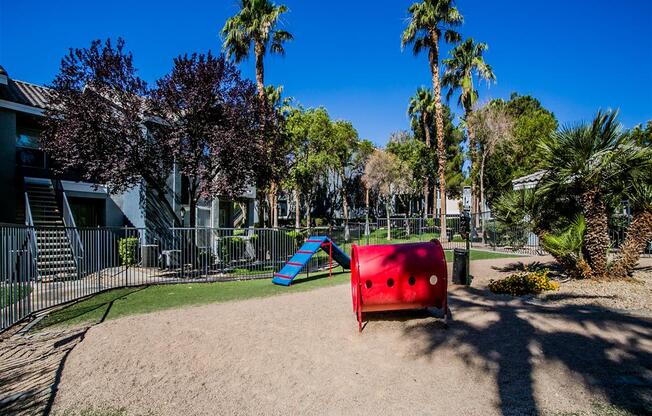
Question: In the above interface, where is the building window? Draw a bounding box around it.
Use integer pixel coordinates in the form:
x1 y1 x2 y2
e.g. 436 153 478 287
16 130 46 169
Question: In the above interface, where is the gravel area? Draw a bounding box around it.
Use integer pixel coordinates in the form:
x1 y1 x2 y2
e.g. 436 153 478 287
49 256 652 416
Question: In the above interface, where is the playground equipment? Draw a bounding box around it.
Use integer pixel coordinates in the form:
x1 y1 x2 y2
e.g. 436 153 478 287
272 236 350 286
350 240 450 331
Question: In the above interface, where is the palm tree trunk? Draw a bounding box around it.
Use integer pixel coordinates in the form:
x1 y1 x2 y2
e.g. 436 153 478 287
611 210 652 278
254 41 266 103
581 189 610 278
422 112 431 218
428 32 447 243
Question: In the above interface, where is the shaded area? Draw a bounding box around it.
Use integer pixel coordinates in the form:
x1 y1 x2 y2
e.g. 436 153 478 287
404 287 652 415
0 294 119 415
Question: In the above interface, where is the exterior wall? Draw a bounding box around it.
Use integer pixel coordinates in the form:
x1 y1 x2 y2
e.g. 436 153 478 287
0 109 16 223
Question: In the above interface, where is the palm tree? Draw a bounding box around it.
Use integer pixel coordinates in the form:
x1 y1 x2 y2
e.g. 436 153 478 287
442 38 496 216
402 0 463 242
408 87 435 217
537 111 650 279
221 0 293 102
611 182 652 278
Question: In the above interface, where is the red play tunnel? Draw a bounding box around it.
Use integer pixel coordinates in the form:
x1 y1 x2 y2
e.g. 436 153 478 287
350 241 449 331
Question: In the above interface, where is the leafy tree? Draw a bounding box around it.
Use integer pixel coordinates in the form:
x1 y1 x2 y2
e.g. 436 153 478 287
150 52 264 227
221 0 292 102
326 120 359 229
362 149 413 240
483 93 558 205
387 131 429 216
41 38 178 224
259 84 292 227
284 107 332 227
402 0 463 241
466 102 513 213
442 38 496 214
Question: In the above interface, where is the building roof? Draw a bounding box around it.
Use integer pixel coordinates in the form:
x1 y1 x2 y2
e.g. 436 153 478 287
0 78 52 110
512 170 546 190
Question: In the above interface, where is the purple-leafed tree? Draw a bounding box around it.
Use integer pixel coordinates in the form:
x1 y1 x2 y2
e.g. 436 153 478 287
41 38 178 223
150 52 265 227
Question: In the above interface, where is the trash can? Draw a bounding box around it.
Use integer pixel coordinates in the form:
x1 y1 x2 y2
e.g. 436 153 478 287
452 248 468 285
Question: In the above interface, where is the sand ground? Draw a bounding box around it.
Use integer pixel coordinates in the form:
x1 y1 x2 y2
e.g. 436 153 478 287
45 256 652 416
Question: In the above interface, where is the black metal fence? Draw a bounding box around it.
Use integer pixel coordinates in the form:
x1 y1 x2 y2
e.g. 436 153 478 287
2 213 650 332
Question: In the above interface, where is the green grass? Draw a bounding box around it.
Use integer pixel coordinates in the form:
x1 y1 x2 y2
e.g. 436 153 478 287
33 268 350 332
446 249 521 262
33 249 519 332
1 283 31 308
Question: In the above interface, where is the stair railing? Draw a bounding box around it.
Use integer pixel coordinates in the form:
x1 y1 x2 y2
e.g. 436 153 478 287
62 191 84 268
24 192 39 280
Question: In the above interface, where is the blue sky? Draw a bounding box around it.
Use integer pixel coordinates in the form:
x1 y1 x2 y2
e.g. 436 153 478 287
1 0 651 145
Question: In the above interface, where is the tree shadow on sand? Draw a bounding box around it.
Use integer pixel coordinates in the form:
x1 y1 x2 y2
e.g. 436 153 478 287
402 287 652 416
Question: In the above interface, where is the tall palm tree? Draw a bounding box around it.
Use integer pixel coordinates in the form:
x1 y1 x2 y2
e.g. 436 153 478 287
222 1 292 227
402 0 463 242
442 38 496 216
408 87 435 217
221 0 293 102
537 111 650 279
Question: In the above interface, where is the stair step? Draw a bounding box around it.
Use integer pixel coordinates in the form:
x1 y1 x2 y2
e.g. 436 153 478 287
37 263 76 272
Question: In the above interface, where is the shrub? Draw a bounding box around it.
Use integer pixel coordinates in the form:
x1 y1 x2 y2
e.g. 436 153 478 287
220 236 247 263
118 237 139 266
489 268 559 296
286 230 307 247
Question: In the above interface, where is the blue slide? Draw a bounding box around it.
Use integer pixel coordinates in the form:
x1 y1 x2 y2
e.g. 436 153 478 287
272 236 351 286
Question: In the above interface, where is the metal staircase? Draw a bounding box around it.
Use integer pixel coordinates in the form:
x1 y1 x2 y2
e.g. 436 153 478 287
25 182 78 281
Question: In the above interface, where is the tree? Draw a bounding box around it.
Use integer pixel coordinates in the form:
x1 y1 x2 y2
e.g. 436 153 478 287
442 38 496 215
221 0 292 103
259 84 292 227
327 120 362 234
611 183 652 278
284 107 332 227
483 93 557 206
150 52 264 227
41 38 178 224
466 103 513 215
402 0 463 242
537 111 651 279
408 87 434 217
362 149 413 240
386 131 429 216
628 121 652 147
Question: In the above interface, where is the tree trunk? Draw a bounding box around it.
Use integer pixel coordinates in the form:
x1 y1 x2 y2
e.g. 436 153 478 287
294 189 301 229
254 42 266 103
386 200 391 240
269 182 278 228
423 112 431 218
611 210 652 278
257 191 266 227
581 189 610 279
480 152 486 244
429 31 447 243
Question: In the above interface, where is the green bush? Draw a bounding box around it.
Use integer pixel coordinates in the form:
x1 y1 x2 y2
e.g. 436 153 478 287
286 230 307 247
489 268 559 296
118 237 139 266
220 236 247 263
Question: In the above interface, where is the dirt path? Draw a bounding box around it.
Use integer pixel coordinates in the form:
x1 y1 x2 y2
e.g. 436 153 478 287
48 256 652 416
